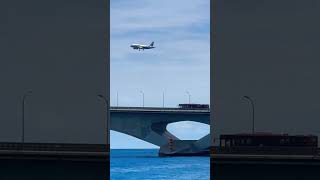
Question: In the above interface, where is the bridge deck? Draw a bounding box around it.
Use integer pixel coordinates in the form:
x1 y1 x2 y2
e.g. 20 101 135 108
110 106 210 113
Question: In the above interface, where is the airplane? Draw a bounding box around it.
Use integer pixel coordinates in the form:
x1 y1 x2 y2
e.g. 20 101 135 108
130 42 155 51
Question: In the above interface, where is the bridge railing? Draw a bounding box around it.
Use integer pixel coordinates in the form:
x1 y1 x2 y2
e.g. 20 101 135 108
110 106 210 112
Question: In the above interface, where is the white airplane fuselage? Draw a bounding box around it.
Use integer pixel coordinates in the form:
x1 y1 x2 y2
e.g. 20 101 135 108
130 42 155 51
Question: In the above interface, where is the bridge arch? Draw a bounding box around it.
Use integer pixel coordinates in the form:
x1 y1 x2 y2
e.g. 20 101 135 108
110 107 210 147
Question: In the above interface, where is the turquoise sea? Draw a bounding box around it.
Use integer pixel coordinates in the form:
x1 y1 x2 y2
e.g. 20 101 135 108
110 149 210 180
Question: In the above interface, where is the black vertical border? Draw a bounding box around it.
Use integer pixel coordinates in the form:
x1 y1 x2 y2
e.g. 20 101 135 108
210 0 216 179
105 0 111 178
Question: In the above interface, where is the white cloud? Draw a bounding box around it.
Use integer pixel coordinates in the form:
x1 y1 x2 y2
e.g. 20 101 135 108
111 0 209 34
110 0 210 65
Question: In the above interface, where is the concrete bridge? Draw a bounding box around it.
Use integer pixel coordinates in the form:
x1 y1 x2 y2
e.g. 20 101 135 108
110 107 210 156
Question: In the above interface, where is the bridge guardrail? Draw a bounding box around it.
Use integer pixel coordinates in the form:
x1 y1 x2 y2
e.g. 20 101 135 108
110 106 210 113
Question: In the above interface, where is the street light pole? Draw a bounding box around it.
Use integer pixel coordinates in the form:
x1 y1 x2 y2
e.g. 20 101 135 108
186 91 191 104
140 91 144 107
116 91 119 107
22 90 32 144
243 96 255 134
162 91 165 108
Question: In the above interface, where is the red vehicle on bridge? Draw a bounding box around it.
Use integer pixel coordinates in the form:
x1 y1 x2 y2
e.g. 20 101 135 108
178 104 209 109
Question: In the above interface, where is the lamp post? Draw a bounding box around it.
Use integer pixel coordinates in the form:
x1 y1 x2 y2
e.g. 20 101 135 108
139 91 144 107
22 90 32 144
186 91 191 104
162 91 165 108
242 95 255 134
98 94 109 144
116 91 119 107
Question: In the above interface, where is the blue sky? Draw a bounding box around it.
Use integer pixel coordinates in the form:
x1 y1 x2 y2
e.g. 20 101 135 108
110 0 210 149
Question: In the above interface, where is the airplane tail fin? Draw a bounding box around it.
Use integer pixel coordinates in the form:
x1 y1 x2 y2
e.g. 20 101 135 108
150 42 154 47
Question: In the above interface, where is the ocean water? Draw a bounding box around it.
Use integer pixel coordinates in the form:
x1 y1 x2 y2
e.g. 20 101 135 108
110 149 210 180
